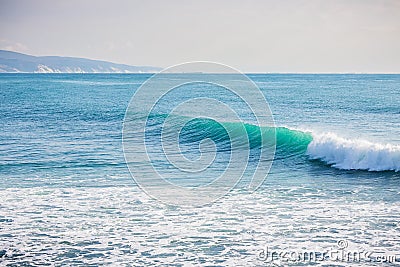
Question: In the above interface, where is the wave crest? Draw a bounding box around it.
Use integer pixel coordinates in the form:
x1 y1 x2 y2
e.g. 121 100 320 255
306 132 400 172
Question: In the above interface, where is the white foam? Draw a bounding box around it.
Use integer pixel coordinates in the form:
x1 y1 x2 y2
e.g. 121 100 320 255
307 132 400 172
1 187 399 265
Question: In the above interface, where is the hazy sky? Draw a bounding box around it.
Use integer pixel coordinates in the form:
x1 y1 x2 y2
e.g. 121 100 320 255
1 0 399 72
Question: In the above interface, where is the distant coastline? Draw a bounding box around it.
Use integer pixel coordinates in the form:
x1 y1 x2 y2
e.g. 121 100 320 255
0 50 161 73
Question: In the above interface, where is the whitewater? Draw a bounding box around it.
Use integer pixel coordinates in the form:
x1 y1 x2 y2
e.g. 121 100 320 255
307 130 400 172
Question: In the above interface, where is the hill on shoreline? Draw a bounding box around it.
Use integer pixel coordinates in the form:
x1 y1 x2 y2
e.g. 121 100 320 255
0 50 161 73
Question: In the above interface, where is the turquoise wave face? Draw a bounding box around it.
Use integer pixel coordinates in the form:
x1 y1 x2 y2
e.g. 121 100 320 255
146 114 312 154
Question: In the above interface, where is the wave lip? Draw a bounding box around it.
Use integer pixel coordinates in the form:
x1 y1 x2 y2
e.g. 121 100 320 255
306 132 400 172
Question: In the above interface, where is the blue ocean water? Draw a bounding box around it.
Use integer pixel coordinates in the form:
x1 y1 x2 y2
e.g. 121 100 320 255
0 73 399 265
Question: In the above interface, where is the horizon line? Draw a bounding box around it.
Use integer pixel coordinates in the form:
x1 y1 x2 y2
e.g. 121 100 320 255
1 72 400 75
1 50 400 75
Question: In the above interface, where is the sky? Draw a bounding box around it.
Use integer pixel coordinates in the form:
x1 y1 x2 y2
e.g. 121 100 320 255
0 0 399 73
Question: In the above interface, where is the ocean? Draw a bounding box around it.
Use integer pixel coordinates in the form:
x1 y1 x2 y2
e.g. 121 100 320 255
0 73 399 266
